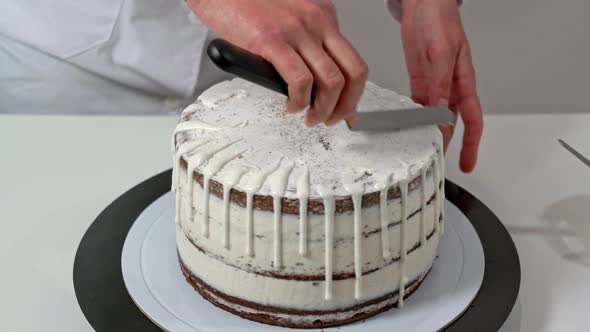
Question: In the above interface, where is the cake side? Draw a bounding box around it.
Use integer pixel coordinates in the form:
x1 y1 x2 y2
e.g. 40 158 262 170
176 222 440 311
179 255 432 329
176 161 442 278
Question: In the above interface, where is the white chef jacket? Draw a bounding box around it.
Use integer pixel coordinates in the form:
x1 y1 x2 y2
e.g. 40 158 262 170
0 0 407 115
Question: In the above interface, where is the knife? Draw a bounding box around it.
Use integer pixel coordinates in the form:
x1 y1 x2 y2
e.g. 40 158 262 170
207 38 456 131
558 139 590 168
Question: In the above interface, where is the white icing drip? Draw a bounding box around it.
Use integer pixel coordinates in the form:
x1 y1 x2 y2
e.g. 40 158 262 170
399 276 409 308
201 146 245 239
269 160 295 269
375 174 392 259
244 158 283 256
222 167 249 250
398 179 409 307
317 185 335 301
420 166 427 246
171 150 175 191
175 119 225 132
173 140 211 191
170 107 246 190
297 164 310 257
186 140 240 231
201 179 211 237
170 104 220 173
245 193 254 257
343 179 364 300
203 149 248 179
201 149 247 246
174 118 249 133
222 187 232 249
432 157 441 234
172 139 211 224
437 146 445 235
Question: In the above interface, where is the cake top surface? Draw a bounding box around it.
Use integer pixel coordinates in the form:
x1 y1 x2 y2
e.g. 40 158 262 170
174 78 442 199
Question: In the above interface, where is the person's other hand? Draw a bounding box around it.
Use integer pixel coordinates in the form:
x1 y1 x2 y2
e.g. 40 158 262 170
187 0 368 127
401 0 483 172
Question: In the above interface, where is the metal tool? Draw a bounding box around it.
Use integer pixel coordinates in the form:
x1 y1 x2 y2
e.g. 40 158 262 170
207 38 456 131
558 139 590 168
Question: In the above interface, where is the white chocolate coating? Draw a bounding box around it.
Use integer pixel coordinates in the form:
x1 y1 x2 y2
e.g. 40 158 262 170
174 78 441 199
173 79 444 314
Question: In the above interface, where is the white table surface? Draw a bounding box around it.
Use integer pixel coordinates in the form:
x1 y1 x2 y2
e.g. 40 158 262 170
1 113 589 332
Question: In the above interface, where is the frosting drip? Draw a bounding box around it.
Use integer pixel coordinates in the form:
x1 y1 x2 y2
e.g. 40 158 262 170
398 179 409 307
297 164 310 257
318 185 336 301
269 159 295 268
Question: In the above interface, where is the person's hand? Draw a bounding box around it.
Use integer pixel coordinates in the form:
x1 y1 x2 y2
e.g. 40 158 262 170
400 0 483 172
187 0 368 127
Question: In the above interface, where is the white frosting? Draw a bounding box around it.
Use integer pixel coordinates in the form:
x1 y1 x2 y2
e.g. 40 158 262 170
196 264 429 325
173 79 444 315
177 223 439 310
173 78 440 199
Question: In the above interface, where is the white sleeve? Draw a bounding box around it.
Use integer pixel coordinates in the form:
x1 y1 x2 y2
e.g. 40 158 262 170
386 0 463 22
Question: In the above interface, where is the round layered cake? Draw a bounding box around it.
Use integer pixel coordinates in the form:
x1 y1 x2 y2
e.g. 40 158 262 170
171 78 445 328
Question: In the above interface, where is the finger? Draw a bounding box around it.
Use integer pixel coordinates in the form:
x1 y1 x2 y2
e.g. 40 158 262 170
322 31 369 126
409 75 429 106
454 44 483 172
438 123 454 152
297 41 345 127
401 31 429 105
437 97 456 153
258 41 313 113
459 95 483 172
427 43 456 106
438 86 462 152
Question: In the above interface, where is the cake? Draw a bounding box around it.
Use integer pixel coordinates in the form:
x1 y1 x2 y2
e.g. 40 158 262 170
171 78 445 328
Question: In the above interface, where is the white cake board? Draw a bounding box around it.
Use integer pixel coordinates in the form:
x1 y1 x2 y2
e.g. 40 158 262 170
122 192 484 332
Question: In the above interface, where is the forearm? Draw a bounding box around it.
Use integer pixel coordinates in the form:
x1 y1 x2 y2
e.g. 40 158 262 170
386 0 462 21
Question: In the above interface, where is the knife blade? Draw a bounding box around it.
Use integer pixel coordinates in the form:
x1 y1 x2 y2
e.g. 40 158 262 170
351 106 456 131
207 38 456 131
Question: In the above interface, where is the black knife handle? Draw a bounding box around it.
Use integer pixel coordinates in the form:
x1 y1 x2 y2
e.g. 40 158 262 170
207 38 315 104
